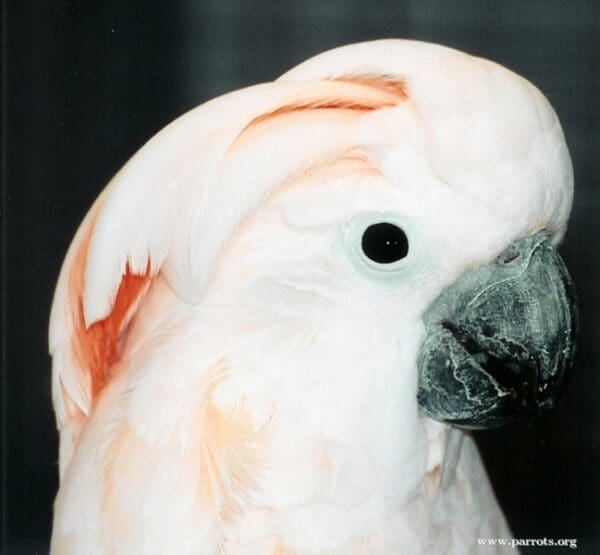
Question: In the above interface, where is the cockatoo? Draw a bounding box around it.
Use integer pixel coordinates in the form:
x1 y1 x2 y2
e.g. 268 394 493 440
49 40 577 554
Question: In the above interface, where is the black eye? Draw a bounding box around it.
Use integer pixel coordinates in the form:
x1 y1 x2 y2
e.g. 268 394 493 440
361 223 409 264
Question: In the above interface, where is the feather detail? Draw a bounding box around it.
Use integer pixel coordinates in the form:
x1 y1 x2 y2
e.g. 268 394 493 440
198 363 264 529
49 191 153 476
440 427 464 492
49 75 407 477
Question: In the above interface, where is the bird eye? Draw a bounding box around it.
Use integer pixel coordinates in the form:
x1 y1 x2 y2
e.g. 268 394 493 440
361 223 409 264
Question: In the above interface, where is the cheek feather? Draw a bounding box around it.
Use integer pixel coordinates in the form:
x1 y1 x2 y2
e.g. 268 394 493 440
273 542 300 555
198 363 265 526
100 424 138 544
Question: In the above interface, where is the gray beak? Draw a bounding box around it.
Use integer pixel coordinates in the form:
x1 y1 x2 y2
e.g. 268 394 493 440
417 232 578 429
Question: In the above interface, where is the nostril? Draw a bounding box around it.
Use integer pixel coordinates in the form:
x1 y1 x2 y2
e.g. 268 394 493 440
498 246 520 264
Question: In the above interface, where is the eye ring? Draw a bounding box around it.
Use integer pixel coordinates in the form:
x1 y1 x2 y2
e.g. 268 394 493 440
361 222 409 264
342 212 422 277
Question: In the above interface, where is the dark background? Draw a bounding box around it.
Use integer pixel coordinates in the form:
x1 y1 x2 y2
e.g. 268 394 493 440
3 1 598 553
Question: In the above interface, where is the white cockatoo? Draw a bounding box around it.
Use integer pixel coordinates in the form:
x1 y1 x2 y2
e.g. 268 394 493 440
49 40 577 554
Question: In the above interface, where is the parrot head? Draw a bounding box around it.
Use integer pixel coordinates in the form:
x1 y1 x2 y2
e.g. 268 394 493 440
50 41 577 546
50 40 577 553
188 40 578 434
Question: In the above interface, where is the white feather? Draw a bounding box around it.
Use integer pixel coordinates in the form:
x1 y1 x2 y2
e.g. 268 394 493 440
50 39 573 553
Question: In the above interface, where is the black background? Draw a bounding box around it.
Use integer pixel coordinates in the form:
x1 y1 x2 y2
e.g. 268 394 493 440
3 1 598 553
